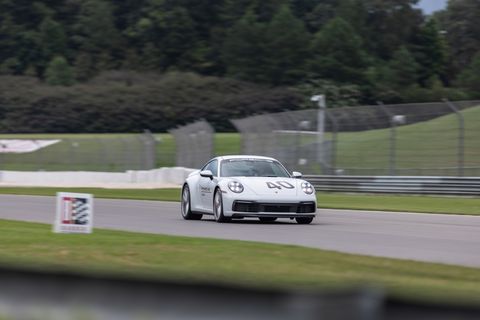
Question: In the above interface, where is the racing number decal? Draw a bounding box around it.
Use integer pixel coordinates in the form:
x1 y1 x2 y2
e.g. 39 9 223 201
266 181 294 189
266 182 281 189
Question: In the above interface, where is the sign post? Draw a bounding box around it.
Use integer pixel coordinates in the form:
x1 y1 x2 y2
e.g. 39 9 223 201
54 192 93 234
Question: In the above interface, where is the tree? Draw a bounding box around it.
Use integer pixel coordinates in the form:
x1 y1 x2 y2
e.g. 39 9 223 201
263 5 310 85
72 0 122 76
39 17 67 69
361 0 423 59
222 10 269 83
458 51 480 97
295 78 362 108
45 56 75 86
412 18 448 86
309 17 369 83
129 2 202 71
387 46 419 88
443 0 480 73
156 6 199 70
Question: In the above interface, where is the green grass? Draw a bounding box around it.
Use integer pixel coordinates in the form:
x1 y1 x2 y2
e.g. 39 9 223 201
318 193 480 215
335 106 480 175
0 187 479 215
0 219 479 305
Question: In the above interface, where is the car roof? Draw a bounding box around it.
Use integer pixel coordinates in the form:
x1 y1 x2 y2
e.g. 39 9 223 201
216 155 277 162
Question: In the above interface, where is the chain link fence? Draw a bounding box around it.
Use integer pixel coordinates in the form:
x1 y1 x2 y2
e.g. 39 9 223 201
169 120 215 169
2 101 479 175
231 100 480 176
0 132 156 172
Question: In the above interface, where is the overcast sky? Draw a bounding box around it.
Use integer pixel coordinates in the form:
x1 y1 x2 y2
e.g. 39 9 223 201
417 0 448 14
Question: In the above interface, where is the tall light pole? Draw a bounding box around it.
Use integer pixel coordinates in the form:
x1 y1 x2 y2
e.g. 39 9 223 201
311 94 326 163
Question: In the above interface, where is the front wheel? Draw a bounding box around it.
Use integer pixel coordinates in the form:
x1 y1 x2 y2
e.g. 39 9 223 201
295 217 313 224
213 189 230 223
181 185 202 220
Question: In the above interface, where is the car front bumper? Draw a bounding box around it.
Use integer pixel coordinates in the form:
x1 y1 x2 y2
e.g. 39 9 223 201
222 192 317 218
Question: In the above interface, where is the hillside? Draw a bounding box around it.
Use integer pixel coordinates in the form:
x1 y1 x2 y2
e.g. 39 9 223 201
335 105 480 176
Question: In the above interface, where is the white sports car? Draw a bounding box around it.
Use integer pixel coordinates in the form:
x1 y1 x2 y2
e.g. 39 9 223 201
181 155 317 224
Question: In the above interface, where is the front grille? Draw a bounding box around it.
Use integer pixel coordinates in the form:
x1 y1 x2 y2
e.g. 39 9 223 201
297 202 316 213
262 205 296 213
232 201 259 212
232 201 316 213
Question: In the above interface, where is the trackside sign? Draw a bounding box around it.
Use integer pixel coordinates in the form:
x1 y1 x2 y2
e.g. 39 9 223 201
54 192 93 234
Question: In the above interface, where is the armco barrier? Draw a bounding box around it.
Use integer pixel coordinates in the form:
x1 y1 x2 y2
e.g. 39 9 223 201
1 265 479 320
304 175 480 196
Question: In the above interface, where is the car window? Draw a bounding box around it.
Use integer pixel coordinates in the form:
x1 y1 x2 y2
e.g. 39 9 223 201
220 159 289 177
202 159 218 176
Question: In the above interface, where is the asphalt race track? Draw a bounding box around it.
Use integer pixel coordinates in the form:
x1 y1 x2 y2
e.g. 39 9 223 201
1 194 479 268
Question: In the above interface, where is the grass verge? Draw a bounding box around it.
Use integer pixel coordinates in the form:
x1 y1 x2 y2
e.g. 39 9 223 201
0 187 479 215
0 219 479 305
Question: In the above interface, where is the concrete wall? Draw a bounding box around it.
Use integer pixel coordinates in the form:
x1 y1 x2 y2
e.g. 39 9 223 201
0 167 196 188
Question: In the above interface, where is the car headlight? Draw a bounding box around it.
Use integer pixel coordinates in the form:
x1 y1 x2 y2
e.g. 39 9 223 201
228 181 244 193
301 182 314 195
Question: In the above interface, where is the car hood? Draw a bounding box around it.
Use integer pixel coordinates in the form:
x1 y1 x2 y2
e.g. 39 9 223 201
231 177 302 196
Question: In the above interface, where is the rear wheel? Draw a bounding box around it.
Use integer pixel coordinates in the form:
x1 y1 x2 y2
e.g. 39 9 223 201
213 189 230 223
259 217 277 223
295 217 313 224
181 185 202 220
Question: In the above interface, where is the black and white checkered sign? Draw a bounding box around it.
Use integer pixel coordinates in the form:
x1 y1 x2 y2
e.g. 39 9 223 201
54 192 93 233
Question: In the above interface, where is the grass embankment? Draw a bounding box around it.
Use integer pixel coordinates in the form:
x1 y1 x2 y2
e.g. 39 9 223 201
0 219 479 305
0 187 479 215
335 105 480 175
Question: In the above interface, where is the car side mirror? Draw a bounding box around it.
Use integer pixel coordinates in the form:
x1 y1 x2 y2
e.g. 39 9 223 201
200 170 213 179
292 171 302 178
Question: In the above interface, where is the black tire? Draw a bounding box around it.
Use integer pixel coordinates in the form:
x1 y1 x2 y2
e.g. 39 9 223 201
295 217 314 224
181 185 202 220
259 217 277 223
213 189 231 223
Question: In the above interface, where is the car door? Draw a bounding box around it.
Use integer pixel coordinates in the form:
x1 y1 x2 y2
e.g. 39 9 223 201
199 159 218 211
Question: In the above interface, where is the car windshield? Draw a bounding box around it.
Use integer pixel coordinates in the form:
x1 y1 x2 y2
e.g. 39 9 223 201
220 159 290 177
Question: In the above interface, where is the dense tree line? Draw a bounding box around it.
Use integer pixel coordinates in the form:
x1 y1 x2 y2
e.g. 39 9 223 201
0 0 479 132
0 72 303 132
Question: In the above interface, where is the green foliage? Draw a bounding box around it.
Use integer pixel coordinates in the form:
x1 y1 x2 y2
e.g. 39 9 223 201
262 5 310 85
0 0 478 127
72 0 122 76
360 0 423 59
294 79 362 108
45 56 75 86
387 46 419 88
309 17 369 83
222 10 269 82
364 47 420 103
443 0 480 73
0 72 302 132
39 17 67 64
458 52 480 98
413 18 448 86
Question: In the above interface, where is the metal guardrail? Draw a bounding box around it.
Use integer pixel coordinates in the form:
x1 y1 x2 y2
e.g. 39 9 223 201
304 175 480 196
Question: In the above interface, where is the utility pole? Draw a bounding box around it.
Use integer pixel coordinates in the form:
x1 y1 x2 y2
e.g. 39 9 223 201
311 95 326 163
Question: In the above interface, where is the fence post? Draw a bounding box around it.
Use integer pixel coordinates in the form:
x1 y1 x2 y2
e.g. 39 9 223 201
443 99 465 177
325 110 338 175
377 101 396 176
143 129 157 170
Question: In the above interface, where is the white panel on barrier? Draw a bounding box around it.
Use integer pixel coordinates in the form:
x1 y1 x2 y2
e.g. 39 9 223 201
54 192 93 234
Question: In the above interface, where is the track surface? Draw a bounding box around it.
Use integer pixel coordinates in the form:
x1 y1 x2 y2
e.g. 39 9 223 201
1 194 479 268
